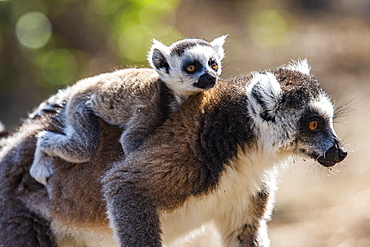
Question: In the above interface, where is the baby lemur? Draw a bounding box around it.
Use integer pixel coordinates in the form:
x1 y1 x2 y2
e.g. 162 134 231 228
30 35 227 184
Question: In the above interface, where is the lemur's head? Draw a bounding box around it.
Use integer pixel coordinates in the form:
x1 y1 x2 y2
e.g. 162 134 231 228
246 59 347 167
148 35 227 97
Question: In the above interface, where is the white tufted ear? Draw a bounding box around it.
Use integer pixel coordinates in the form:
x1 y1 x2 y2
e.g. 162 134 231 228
147 39 171 75
210 35 228 60
285 59 311 75
246 72 282 122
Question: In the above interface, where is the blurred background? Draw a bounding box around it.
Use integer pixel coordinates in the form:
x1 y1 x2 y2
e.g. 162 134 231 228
0 0 370 246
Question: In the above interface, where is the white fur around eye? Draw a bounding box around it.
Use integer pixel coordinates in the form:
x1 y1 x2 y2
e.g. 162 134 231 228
309 94 335 131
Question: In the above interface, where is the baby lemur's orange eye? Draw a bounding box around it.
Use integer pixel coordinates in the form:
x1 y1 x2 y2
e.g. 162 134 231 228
186 65 196 73
308 120 318 131
209 59 218 71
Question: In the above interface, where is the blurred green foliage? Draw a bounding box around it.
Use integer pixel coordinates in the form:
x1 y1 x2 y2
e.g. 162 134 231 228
0 0 182 127
248 9 296 47
1 0 181 87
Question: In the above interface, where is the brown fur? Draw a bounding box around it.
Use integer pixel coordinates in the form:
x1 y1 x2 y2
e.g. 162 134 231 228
30 68 175 185
0 113 59 246
0 62 346 247
103 82 247 209
0 109 123 246
0 78 254 246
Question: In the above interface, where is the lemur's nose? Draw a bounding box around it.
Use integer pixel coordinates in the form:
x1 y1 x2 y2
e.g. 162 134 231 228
205 75 216 83
333 137 348 162
317 140 347 167
194 73 216 90
338 144 347 162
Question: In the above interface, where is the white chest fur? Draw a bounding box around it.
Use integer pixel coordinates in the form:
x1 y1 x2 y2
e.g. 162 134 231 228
160 149 289 246
54 227 118 247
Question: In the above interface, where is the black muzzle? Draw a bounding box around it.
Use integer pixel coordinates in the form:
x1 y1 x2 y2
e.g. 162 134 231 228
194 72 216 90
317 140 347 167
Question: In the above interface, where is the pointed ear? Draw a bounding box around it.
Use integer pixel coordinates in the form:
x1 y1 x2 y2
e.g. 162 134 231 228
148 39 170 74
285 59 311 75
246 72 282 122
210 35 228 60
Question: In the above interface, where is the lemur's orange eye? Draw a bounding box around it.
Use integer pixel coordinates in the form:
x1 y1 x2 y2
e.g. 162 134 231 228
209 59 218 71
186 65 196 72
308 120 318 131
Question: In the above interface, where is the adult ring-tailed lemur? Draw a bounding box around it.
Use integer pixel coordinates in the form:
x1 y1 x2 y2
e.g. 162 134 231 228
0 60 347 247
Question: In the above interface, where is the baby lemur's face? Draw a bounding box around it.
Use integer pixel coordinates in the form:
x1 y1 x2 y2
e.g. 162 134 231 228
148 35 227 97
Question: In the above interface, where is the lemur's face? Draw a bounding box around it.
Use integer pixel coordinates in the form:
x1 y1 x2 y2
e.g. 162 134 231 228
294 97 347 167
166 44 221 93
246 60 347 167
148 36 227 97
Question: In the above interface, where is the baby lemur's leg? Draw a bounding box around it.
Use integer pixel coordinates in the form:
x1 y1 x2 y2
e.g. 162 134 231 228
31 98 100 184
38 97 101 162
119 120 153 154
120 106 168 154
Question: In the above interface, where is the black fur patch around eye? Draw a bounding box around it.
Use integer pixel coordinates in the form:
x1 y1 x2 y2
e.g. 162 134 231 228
170 39 212 56
299 111 327 135
183 60 203 74
208 59 218 71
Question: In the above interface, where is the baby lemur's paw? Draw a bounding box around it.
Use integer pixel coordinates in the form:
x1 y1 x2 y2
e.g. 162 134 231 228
37 130 60 154
30 151 55 185
120 134 144 155
122 141 142 155
37 130 94 163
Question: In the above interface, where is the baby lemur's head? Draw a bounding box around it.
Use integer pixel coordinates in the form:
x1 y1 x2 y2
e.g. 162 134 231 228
148 35 227 97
